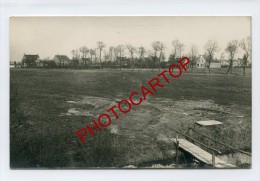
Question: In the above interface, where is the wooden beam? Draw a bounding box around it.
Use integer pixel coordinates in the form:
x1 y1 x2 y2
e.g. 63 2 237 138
176 133 179 165
169 128 221 154
212 151 215 167
191 128 251 156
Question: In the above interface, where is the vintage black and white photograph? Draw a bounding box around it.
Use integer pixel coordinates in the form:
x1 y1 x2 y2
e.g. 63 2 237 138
10 16 252 169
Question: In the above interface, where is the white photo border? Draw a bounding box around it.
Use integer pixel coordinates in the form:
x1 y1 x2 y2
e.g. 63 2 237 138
1 0 259 181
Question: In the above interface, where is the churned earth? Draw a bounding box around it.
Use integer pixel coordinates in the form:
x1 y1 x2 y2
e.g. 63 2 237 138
62 95 251 167
10 68 251 168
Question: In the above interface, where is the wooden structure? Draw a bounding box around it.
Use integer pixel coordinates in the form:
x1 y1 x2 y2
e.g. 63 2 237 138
171 138 235 168
169 119 251 168
195 120 223 126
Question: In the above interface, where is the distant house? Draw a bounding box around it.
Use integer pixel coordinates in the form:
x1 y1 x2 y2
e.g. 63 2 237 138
221 59 242 68
221 59 229 67
210 62 221 68
22 54 40 67
233 59 242 67
208 58 221 68
116 57 128 67
35 59 44 67
40 60 57 68
10 61 15 68
11 61 22 68
195 56 221 68
196 55 206 68
53 55 71 67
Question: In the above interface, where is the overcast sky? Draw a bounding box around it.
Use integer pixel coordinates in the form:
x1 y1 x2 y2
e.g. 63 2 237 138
10 16 251 61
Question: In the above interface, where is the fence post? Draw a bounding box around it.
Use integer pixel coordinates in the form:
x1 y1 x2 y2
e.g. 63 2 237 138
176 133 179 165
212 151 215 167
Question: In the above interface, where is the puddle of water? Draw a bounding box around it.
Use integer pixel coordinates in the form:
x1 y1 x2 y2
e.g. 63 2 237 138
79 96 114 108
68 108 79 114
60 107 94 117
108 125 120 135
62 96 115 117
66 100 77 104
237 115 245 118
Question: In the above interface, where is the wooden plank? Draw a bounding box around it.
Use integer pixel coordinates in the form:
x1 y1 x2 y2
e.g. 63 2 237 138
195 120 223 126
171 138 235 168
191 128 252 156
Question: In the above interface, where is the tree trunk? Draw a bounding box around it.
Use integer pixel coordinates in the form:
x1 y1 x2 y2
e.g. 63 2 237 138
120 52 121 71
152 51 156 71
242 56 247 76
140 58 142 71
230 60 233 74
132 55 134 71
227 59 233 75
159 51 162 71
99 50 102 69
227 66 231 74
208 61 211 74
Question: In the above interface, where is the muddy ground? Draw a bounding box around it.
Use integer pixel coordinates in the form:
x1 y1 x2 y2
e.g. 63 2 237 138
62 94 251 167
10 68 251 168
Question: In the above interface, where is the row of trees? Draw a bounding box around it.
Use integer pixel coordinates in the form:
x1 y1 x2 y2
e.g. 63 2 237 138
202 37 251 75
70 37 251 75
71 41 167 70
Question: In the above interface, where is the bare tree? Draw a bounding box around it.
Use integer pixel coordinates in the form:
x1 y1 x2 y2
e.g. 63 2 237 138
178 43 184 57
113 47 119 62
226 40 239 74
157 42 165 71
172 39 184 63
79 46 89 68
75 50 80 60
239 37 251 76
71 49 80 68
104 52 110 65
189 45 199 72
89 49 96 63
204 40 219 74
151 41 160 70
71 49 80 59
126 44 137 70
108 46 114 61
108 46 115 68
115 45 125 70
97 41 105 69
172 39 179 61
79 46 89 58
71 49 76 59
220 52 225 64
138 46 145 70
152 41 160 57
146 50 154 68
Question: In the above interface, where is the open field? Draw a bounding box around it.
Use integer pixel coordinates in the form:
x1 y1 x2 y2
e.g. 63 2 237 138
10 68 251 168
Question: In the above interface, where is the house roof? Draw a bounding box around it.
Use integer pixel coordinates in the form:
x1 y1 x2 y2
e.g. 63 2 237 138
23 54 39 60
54 55 70 61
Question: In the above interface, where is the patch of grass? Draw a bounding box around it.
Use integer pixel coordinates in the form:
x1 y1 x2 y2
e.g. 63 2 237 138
10 68 251 168
76 129 128 168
